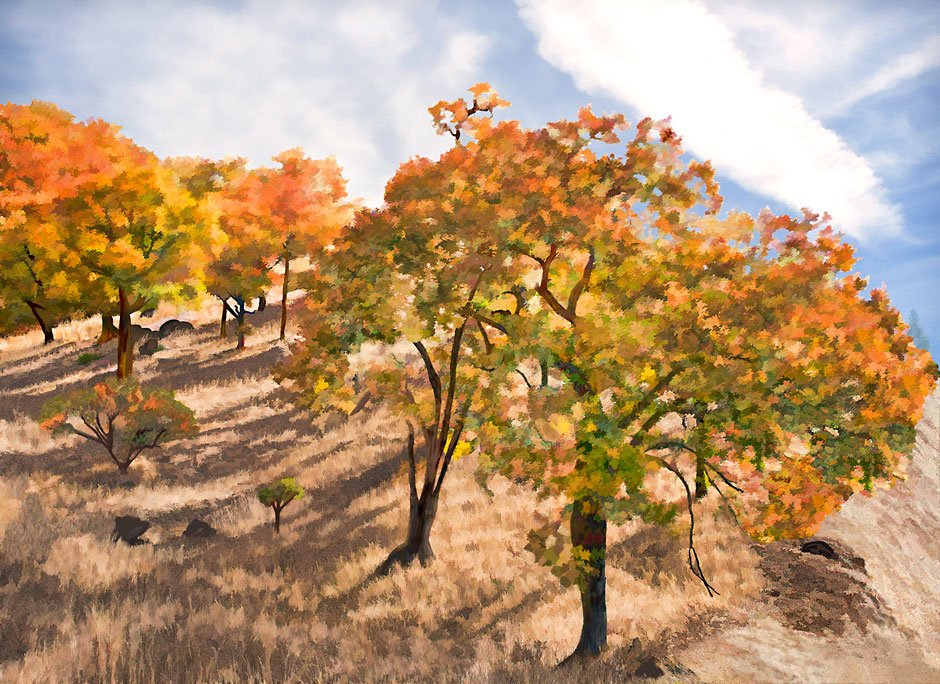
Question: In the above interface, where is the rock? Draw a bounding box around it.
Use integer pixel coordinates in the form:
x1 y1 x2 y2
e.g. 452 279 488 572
182 519 216 538
138 337 159 356
800 540 837 560
111 515 150 545
634 657 665 679
140 307 157 318
159 319 195 338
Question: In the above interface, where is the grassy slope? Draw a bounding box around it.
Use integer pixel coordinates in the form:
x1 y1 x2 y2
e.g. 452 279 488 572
0 301 936 683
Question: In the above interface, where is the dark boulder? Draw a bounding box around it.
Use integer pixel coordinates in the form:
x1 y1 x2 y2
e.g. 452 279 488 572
182 519 217 538
800 540 837 560
111 515 150 546
140 307 157 318
159 319 195 338
634 657 665 679
138 337 159 356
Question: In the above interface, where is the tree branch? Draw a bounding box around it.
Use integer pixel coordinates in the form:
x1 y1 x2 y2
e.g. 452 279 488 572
566 248 595 316
647 452 720 597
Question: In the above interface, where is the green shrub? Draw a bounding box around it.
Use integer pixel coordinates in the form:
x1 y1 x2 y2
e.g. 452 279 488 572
257 477 305 533
76 352 102 365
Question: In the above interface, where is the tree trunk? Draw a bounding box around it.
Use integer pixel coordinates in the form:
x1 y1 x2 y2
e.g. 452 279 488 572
377 489 439 575
563 497 608 662
25 300 54 344
220 298 228 338
279 252 290 340
257 295 266 312
97 313 119 345
235 296 246 349
116 288 133 379
274 505 281 533
695 450 708 500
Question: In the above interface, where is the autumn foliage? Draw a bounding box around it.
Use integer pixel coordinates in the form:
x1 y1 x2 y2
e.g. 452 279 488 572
279 83 936 660
39 377 198 475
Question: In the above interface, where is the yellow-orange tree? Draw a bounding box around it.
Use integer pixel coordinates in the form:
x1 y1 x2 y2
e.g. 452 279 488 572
204 161 281 350
35 112 203 377
413 90 936 661
0 102 90 343
255 149 352 340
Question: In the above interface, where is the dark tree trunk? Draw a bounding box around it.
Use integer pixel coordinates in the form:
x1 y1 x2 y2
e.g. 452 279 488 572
563 497 607 663
235 296 246 349
279 252 290 340
220 297 228 338
274 505 281 533
116 288 133 379
695 450 708 500
257 295 266 312
25 300 54 344
377 489 439 575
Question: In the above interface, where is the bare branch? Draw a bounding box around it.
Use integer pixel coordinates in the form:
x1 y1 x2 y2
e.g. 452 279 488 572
515 368 534 388
647 452 720 597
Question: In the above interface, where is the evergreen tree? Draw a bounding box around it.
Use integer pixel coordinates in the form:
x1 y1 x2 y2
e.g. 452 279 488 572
909 309 931 351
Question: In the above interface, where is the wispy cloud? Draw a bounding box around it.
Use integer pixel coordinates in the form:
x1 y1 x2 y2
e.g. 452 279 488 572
826 36 940 116
2 0 490 207
517 0 904 241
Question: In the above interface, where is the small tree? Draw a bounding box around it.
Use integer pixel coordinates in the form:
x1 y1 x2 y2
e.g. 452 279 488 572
908 309 931 351
40 377 198 474
257 477 305 533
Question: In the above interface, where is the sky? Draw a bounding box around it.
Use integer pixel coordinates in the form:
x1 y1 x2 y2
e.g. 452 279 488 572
2 0 938 350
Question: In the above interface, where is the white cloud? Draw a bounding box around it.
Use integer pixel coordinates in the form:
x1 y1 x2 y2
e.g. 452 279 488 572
517 0 904 240
4 0 490 208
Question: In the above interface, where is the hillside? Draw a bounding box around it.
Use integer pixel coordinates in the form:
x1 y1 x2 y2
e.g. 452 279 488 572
0 305 937 683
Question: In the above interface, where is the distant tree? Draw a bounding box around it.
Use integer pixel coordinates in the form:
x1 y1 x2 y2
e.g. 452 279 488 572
205 163 280 349
40 377 198 475
255 149 352 340
0 102 87 343
908 309 930 351
257 477 305 533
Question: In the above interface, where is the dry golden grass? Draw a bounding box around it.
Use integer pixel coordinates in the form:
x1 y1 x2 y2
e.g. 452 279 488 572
1 305 937 683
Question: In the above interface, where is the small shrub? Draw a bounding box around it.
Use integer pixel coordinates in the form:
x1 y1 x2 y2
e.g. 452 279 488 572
76 352 102 365
39 377 199 475
257 478 305 534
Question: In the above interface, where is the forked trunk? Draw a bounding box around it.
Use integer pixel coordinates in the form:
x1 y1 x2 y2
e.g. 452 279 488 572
279 252 290 340
25 300 54 344
377 489 439 575
562 497 607 663
116 288 134 379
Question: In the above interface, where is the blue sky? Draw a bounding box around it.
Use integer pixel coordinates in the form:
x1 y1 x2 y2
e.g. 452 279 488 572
2 0 938 350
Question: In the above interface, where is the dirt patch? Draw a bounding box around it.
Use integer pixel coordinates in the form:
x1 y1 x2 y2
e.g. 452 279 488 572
754 537 895 636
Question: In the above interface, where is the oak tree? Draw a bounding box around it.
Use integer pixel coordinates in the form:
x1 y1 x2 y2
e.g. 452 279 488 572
275 84 516 573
